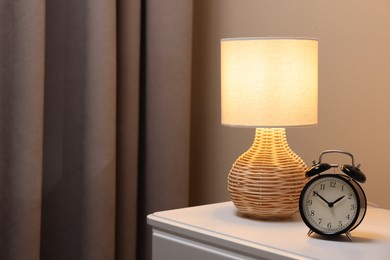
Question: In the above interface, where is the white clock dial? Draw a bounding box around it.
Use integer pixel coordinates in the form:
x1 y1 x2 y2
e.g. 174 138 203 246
300 174 359 235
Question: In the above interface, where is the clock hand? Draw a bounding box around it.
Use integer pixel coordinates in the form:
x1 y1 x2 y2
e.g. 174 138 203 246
313 191 332 207
331 195 345 205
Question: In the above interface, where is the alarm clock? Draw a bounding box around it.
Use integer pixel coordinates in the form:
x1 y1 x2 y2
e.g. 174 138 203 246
299 150 367 241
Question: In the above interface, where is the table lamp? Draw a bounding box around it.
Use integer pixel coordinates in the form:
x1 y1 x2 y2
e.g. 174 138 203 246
221 37 318 219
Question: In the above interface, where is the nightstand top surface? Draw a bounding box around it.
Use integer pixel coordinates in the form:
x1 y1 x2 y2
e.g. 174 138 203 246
147 201 390 260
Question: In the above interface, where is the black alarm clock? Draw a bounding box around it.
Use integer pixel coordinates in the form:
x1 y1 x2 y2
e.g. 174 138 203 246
299 150 367 241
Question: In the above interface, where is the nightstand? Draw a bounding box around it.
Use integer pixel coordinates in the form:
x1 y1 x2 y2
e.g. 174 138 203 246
147 201 390 260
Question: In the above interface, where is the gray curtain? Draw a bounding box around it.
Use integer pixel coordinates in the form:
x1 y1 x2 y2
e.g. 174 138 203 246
0 0 193 259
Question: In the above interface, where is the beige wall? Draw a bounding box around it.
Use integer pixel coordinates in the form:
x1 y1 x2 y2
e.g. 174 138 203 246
190 0 390 209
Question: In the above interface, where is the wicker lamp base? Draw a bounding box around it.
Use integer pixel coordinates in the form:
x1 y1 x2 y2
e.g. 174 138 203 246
227 128 307 219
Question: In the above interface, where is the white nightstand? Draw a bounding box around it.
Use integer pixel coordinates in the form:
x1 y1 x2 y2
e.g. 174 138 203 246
147 201 390 260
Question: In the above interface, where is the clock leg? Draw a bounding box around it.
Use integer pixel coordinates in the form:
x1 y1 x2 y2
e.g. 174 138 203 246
307 230 314 237
345 231 352 241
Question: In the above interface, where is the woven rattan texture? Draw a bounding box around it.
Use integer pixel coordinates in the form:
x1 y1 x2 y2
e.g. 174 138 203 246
228 128 307 219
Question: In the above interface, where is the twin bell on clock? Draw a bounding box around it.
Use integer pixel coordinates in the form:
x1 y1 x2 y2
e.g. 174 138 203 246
299 150 367 241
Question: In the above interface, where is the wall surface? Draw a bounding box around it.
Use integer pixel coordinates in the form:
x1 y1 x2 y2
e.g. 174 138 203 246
190 0 390 209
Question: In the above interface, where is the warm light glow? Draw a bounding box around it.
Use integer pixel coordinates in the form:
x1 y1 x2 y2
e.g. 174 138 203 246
221 37 318 127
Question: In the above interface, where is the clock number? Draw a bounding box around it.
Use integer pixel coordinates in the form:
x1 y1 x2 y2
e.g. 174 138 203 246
348 193 352 199
320 184 325 190
351 204 355 210
306 200 312 206
327 222 332 228
330 181 336 188
338 221 343 227
310 210 315 216
346 214 350 220
318 218 322 224
342 185 344 191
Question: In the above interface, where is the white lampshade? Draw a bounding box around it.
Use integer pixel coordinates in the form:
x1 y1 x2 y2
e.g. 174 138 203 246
221 37 318 127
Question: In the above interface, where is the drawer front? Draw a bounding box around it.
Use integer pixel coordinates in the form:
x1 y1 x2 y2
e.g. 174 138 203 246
152 230 263 260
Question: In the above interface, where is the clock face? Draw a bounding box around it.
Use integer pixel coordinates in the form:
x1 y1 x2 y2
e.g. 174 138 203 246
299 174 361 235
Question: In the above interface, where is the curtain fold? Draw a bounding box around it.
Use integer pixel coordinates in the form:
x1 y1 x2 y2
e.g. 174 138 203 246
0 1 45 259
139 1 193 259
144 0 193 215
116 0 141 258
0 0 193 259
41 0 117 259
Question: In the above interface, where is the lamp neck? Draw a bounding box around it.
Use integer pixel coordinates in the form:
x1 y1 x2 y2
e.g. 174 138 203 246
251 128 289 149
